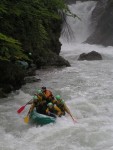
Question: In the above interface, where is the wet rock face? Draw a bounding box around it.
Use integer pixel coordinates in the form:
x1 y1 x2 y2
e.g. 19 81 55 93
85 0 113 46
0 61 26 98
78 51 102 60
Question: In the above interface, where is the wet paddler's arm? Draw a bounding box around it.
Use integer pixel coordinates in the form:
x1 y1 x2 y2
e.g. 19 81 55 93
55 105 62 117
64 103 77 123
64 103 71 114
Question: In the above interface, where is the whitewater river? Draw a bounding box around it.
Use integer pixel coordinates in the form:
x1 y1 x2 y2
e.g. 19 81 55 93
0 1 113 150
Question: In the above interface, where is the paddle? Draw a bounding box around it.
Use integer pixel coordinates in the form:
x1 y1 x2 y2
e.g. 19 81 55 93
67 110 77 124
17 99 32 114
64 105 77 124
70 115 77 124
24 116 29 123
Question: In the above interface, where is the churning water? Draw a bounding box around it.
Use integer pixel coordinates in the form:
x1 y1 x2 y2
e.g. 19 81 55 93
0 1 113 150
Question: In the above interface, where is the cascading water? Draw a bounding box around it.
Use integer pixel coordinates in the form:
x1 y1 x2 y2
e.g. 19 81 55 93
61 1 96 43
60 1 113 63
1 1 113 150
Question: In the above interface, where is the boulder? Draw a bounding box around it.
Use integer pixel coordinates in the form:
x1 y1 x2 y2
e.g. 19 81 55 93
35 51 70 68
78 51 102 60
52 55 71 67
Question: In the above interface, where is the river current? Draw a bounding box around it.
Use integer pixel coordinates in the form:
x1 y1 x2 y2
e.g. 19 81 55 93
0 1 113 150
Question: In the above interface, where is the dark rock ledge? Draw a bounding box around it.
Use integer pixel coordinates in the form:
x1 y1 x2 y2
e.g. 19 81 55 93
0 55 70 98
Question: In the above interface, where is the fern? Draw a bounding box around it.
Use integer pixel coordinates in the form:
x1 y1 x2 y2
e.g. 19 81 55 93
0 33 29 61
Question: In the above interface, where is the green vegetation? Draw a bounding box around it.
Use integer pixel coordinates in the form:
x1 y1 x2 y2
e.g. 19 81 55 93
0 0 74 64
0 0 77 97
0 33 28 61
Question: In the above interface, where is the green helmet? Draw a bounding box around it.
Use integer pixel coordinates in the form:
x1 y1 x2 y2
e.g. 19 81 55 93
56 95 61 100
47 102 53 107
36 89 42 94
33 95 37 100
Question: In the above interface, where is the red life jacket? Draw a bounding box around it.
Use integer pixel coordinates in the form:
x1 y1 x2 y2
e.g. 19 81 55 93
44 90 53 99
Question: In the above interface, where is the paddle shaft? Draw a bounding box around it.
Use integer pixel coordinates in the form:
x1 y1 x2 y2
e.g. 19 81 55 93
17 99 33 114
69 114 77 123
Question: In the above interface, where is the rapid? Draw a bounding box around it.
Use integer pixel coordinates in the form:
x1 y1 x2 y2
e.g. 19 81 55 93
1 1 113 150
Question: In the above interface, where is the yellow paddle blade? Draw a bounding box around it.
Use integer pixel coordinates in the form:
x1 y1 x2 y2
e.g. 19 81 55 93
24 116 29 123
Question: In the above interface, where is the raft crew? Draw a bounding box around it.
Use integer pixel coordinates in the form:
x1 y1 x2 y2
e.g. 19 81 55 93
27 88 76 122
27 88 55 116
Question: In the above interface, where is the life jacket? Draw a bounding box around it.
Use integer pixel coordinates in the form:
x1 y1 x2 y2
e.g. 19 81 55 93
37 95 42 102
43 90 53 102
46 105 61 115
56 100 65 115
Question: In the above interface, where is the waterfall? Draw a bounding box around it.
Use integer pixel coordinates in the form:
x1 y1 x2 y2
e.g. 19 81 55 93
60 1 113 63
60 1 97 44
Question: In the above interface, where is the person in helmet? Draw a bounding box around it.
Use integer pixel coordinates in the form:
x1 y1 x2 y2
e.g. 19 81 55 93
36 89 42 94
41 87 54 103
35 89 46 101
27 93 47 117
27 89 46 105
55 95 76 122
46 102 62 117
27 95 38 117
55 95 66 115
